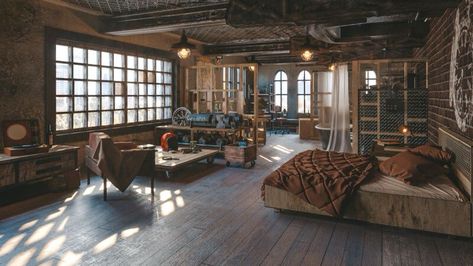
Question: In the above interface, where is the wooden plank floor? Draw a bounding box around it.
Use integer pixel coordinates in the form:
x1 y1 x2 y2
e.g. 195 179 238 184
1 134 473 266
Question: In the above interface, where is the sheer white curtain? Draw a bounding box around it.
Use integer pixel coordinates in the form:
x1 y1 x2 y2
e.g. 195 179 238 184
327 64 352 153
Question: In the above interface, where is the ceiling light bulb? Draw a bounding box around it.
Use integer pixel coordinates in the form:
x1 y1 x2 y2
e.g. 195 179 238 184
249 65 255 71
328 63 336 71
177 48 191 59
301 50 314 61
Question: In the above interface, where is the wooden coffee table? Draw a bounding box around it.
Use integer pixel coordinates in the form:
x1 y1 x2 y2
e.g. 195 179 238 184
155 148 219 178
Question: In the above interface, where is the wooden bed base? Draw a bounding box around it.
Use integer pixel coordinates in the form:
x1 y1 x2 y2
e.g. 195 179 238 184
264 127 473 237
265 185 471 237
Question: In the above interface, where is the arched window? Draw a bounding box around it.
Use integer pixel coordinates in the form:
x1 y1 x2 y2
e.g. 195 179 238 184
274 71 288 112
297 70 311 114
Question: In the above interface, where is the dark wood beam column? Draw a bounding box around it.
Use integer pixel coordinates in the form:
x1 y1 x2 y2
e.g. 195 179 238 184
338 21 429 42
103 3 228 35
203 41 291 56
227 0 460 27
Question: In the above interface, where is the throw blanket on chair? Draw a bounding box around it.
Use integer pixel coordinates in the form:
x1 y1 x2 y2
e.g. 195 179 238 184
262 150 375 216
91 133 150 192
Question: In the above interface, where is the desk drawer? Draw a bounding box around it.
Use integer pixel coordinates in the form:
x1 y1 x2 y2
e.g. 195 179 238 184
0 164 15 187
19 153 76 182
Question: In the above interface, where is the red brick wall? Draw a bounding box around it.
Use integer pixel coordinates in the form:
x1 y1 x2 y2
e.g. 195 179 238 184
414 4 473 143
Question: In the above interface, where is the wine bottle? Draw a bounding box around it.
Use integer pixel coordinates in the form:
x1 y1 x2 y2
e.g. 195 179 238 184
48 124 54 147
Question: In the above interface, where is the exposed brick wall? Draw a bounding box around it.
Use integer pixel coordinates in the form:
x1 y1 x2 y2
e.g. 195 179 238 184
414 3 473 143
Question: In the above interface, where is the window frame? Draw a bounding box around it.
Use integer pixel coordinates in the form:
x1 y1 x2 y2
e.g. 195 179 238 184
45 28 178 143
273 70 288 112
297 70 312 114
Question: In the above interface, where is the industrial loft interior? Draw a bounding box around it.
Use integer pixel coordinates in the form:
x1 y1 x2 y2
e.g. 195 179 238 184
1 0 473 265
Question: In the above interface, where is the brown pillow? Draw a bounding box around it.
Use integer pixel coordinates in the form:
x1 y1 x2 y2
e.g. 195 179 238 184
379 151 447 185
409 143 453 164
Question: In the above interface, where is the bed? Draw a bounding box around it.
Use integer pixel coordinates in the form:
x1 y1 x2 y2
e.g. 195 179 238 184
263 127 473 237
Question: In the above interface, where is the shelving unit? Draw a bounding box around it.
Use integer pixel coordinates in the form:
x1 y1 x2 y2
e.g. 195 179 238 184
184 62 261 146
352 59 428 154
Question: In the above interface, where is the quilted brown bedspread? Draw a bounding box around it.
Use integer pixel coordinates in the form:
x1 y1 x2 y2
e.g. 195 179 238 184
262 149 375 216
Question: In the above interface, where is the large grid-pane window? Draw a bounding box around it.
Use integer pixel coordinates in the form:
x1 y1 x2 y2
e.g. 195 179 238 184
297 70 311 114
365 70 376 89
274 71 288 112
55 44 173 132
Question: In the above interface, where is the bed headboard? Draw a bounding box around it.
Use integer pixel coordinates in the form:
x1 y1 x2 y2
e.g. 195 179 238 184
438 127 473 198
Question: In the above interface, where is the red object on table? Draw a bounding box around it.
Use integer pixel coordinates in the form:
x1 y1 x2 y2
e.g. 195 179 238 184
161 132 177 151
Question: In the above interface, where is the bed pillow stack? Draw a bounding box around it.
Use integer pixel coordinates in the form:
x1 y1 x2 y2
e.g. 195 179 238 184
379 144 453 185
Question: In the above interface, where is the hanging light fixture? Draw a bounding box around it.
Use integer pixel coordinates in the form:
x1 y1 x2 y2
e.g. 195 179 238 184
328 55 336 71
172 31 195 60
300 35 315 61
249 65 255 71
299 26 315 62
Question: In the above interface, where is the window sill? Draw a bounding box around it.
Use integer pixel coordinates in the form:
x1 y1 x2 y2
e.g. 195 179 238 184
55 120 171 144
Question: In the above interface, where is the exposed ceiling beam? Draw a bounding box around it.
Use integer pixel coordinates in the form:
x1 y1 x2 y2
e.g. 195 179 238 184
203 41 291 56
103 3 228 35
41 0 109 16
337 21 429 42
227 0 460 27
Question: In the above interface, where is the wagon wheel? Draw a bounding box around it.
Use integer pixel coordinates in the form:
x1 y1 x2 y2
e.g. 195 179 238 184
172 107 191 126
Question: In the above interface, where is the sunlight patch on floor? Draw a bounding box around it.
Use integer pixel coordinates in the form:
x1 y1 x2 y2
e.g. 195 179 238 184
7 247 36 266
175 196 185 207
25 223 54 245
64 191 77 202
45 206 66 221
259 155 273 162
37 235 66 261
59 251 84 266
19 220 38 231
98 182 111 191
270 156 281 161
160 201 175 216
0 233 26 256
83 185 96 195
160 190 172 201
93 234 117 254
272 145 293 154
57 217 69 232
121 227 140 238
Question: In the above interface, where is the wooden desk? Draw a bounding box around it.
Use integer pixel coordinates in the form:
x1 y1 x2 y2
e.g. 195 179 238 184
155 148 218 178
0 145 79 189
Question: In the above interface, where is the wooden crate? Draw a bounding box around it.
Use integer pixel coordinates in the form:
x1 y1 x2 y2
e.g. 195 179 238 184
299 118 319 140
224 144 256 168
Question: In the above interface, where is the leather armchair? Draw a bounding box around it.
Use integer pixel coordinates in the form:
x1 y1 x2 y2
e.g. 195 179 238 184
84 132 155 200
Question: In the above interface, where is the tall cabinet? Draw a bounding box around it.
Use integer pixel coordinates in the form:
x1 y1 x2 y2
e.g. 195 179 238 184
352 59 428 154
